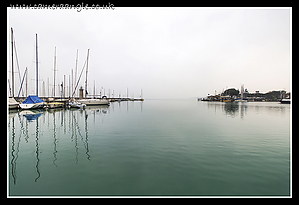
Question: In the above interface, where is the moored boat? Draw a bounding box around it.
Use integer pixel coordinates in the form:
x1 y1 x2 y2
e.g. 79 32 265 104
19 95 45 109
77 98 110 106
68 101 86 108
74 49 110 107
9 97 19 109
220 96 234 102
280 99 291 104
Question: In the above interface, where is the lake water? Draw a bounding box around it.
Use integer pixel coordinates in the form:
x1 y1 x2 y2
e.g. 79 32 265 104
8 100 291 196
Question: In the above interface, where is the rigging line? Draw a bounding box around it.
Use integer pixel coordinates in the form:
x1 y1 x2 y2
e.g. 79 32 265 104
16 69 26 100
72 59 87 97
8 79 12 97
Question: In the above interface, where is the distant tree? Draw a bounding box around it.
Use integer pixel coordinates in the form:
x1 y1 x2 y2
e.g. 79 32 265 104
222 88 239 97
265 91 281 100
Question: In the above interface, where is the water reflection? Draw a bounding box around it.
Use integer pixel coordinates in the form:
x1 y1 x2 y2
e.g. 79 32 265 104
10 117 17 185
20 110 44 122
9 100 290 196
34 118 40 182
204 101 288 118
9 101 163 185
9 105 111 184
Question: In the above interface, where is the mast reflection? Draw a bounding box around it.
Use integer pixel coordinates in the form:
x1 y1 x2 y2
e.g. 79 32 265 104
10 117 17 185
8 104 116 184
34 118 40 182
53 111 58 167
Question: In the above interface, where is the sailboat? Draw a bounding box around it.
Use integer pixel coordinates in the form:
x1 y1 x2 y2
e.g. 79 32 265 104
45 46 64 109
19 34 45 110
76 49 109 106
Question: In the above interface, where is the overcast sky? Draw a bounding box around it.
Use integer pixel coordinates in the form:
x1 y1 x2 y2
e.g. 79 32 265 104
8 7 291 99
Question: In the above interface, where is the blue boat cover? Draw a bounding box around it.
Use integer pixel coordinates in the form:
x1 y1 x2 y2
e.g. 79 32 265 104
22 95 44 104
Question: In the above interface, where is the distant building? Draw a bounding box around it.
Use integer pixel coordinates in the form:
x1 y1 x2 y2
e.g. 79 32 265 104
223 88 289 102
202 87 290 102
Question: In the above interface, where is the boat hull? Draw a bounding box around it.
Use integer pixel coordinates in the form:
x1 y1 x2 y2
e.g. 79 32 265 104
9 97 19 109
77 99 110 106
68 101 86 108
280 99 291 104
19 102 45 109
9 104 19 109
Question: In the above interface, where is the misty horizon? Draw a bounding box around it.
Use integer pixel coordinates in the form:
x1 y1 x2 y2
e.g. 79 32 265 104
8 7 291 99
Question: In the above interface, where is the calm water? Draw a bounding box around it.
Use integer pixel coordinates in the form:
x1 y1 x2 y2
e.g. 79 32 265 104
8 100 290 196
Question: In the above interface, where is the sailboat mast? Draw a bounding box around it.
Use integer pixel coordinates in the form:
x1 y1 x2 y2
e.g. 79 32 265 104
71 69 73 99
36 33 39 96
11 27 14 97
53 47 56 97
85 49 90 99
26 67 28 97
74 49 78 98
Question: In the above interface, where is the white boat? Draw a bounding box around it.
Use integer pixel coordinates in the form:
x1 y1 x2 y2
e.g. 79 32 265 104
19 95 45 109
280 99 291 104
77 98 110 106
68 101 86 108
9 97 19 109
20 103 45 109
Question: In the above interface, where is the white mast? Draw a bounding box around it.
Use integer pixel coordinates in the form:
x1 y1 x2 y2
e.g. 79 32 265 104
53 47 57 97
85 49 90 99
36 33 39 96
74 49 78 98
11 28 14 97
93 80 95 98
